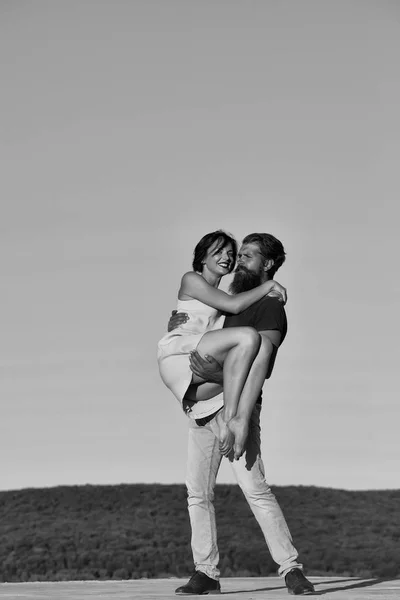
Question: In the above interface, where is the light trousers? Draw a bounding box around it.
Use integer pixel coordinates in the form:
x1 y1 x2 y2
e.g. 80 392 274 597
185 404 302 580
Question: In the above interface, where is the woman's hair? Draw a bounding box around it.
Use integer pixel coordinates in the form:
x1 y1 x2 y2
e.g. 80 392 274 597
192 230 237 273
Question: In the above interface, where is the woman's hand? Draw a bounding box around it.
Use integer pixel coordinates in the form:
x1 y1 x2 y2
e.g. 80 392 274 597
267 290 286 303
267 281 287 304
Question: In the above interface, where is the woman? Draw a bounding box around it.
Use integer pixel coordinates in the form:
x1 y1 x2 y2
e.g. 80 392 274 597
157 230 286 460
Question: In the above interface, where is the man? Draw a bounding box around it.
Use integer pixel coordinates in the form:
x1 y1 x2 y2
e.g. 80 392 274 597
168 233 315 596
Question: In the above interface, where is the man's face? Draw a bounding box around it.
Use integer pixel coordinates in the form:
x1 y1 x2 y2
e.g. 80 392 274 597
229 243 266 294
236 243 266 274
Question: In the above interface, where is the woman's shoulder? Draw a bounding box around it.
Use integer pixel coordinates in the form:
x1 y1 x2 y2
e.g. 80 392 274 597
181 270 202 281
180 271 207 289
179 271 205 300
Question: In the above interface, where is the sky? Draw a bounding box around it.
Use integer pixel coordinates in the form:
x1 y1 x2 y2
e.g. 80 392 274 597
1 0 399 492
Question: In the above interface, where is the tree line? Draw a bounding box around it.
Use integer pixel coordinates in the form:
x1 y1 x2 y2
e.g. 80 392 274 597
0 484 399 582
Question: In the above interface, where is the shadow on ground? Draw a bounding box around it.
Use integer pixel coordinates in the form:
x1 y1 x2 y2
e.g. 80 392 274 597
313 577 398 595
222 577 398 596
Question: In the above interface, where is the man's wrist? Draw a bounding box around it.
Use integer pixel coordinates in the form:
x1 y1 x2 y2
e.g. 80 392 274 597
211 372 223 385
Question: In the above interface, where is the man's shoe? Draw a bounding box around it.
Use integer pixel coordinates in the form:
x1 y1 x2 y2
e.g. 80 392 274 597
285 568 315 595
175 570 221 595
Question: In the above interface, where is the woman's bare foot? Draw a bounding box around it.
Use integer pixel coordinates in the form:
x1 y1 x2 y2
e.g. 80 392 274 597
228 416 249 460
215 410 234 456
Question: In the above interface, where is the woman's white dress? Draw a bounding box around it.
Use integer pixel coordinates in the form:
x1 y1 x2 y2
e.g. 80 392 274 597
157 298 225 407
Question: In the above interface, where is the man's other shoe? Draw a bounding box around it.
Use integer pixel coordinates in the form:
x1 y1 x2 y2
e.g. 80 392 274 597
285 568 315 595
175 570 221 595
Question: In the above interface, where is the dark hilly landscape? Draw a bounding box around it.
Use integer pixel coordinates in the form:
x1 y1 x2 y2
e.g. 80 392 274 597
0 483 399 582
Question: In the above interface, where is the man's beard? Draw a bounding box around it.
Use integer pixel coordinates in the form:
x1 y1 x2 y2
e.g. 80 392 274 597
229 266 263 294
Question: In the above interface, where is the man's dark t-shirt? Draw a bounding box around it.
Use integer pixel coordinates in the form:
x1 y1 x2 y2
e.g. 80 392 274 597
223 296 287 404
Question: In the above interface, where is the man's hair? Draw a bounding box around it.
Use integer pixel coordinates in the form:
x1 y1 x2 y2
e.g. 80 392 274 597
242 232 286 277
193 230 237 273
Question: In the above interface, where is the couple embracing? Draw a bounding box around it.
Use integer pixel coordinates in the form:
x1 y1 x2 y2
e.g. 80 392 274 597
157 230 315 596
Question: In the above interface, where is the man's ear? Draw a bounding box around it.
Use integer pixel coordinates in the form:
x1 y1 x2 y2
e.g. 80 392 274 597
263 259 274 273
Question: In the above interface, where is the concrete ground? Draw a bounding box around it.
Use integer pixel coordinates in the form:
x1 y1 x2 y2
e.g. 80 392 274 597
0 576 399 600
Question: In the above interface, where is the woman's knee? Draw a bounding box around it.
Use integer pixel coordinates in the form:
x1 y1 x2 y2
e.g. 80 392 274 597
238 327 261 351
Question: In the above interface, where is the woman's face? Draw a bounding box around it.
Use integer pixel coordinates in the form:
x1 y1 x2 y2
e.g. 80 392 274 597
203 240 235 277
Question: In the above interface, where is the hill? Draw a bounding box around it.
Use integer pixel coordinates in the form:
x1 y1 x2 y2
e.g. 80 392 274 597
0 484 399 582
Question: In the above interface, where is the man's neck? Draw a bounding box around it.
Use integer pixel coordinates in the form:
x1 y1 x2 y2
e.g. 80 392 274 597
260 274 271 284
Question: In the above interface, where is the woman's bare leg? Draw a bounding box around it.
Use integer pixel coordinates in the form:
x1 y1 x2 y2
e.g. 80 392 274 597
229 336 274 459
193 327 261 455
184 334 275 459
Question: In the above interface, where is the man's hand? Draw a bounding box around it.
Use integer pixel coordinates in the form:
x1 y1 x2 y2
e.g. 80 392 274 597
167 310 189 332
189 350 223 384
